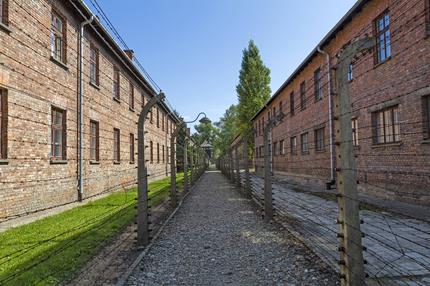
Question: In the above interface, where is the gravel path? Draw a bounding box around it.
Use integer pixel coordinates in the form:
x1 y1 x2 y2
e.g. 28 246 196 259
126 170 338 286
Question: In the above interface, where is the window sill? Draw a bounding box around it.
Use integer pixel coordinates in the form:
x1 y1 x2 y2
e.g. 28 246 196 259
113 96 121 103
129 161 135 164
90 160 100 165
129 107 135 112
113 161 121 165
301 152 310 155
371 142 402 149
373 57 391 70
315 149 326 153
89 81 100 90
0 22 11 34
50 56 69 71
0 159 9 165
50 159 68 165
422 139 430 145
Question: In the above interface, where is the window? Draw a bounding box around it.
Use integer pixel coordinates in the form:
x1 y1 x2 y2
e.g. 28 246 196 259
0 0 9 26
157 143 160 163
301 133 309 154
372 105 400 144
290 92 295 116
90 44 99 86
273 141 278 156
347 64 353 81
314 68 322 101
130 133 135 163
300 81 306 110
162 145 165 163
279 101 283 115
162 113 165 131
314 127 325 152
113 67 120 100
51 107 66 160
0 90 7 159
150 141 153 163
113 128 120 162
90 120 99 161
129 82 134 110
290 136 297 155
423 96 430 139
279 139 285 155
141 93 145 109
167 147 170 163
156 107 160 128
375 11 391 64
352 118 359 146
51 11 66 63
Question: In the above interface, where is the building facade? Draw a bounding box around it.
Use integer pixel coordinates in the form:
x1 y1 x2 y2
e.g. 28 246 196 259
0 0 179 219
252 0 430 205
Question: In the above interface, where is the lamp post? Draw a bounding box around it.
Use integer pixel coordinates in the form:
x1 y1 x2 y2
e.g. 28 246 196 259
170 112 210 207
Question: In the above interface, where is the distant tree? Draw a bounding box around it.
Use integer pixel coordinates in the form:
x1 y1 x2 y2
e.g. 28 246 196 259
192 122 218 146
236 40 271 136
213 104 239 156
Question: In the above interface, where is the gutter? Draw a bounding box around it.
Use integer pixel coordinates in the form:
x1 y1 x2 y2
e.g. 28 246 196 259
78 15 95 201
317 47 335 186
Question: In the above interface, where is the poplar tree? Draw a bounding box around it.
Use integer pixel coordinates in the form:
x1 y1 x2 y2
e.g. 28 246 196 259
236 40 271 135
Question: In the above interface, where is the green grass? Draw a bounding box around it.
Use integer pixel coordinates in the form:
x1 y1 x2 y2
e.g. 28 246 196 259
0 173 186 286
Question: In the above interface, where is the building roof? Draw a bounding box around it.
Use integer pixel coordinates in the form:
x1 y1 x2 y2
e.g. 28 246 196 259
250 0 369 121
69 0 181 123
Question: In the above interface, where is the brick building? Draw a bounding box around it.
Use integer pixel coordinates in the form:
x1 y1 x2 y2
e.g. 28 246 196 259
252 0 430 205
0 0 180 219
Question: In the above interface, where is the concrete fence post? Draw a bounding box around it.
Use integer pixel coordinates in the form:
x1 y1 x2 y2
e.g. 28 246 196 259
235 146 241 188
183 138 189 193
263 125 273 222
243 135 251 196
334 37 374 286
137 92 165 248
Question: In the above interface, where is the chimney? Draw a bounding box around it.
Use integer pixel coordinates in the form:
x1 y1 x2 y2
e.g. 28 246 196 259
124 49 135 60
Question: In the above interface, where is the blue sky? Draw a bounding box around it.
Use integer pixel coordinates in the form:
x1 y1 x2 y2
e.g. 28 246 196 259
89 0 357 127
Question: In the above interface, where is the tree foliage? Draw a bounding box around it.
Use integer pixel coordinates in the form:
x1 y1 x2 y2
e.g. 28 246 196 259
236 40 271 136
213 104 239 157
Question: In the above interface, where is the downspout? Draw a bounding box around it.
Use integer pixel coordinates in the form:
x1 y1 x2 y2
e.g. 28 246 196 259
317 47 335 187
78 15 95 201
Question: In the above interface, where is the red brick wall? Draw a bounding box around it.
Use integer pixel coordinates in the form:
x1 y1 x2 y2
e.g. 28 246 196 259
253 0 430 205
0 0 176 219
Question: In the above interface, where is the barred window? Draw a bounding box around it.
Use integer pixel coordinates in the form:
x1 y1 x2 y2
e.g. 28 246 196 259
113 128 120 162
348 64 353 81
314 127 325 151
375 11 391 64
130 133 135 163
352 118 359 146
157 143 160 163
129 82 134 110
372 105 400 144
162 145 165 163
314 68 323 101
113 67 120 100
290 136 297 155
51 11 66 63
279 139 285 155
301 132 309 154
0 0 9 25
150 141 153 163
300 81 306 110
0 90 7 159
423 96 430 139
290 92 295 116
90 44 99 86
51 107 66 160
273 141 278 156
90 120 99 161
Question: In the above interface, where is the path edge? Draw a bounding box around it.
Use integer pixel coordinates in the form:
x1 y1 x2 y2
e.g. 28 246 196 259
115 173 205 286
